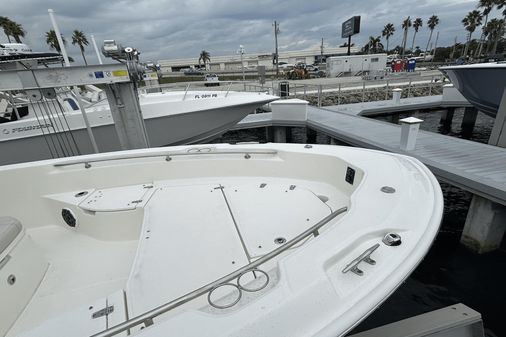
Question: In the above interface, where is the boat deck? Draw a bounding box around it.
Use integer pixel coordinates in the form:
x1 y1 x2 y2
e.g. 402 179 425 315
235 106 506 205
8 176 346 337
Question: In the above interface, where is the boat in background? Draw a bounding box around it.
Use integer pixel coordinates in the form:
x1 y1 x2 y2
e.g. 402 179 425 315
0 90 278 165
0 143 443 337
440 63 506 117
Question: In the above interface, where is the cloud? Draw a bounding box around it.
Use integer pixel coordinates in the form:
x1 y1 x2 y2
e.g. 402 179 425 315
1 0 500 64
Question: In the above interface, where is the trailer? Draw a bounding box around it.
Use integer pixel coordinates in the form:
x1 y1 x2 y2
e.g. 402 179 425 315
326 53 387 77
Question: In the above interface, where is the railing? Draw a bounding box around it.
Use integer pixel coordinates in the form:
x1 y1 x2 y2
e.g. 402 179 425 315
137 73 446 108
91 206 348 337
53 148 279 168
139 80 270 97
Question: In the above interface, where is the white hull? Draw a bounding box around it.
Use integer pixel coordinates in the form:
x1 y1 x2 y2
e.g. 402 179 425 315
0 91 278 165
0 144 443 337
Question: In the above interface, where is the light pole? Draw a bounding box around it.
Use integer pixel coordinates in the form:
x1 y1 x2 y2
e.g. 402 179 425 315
238 45 245 81
273 21 280 77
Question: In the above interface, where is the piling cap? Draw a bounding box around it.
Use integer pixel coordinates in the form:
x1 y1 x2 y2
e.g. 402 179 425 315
400 117 423 124
392 88 403 92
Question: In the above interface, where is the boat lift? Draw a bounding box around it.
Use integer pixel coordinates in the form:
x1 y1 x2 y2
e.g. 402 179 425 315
0 61 150 152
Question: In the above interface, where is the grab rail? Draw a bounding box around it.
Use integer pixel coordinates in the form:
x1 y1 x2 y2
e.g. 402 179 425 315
53 149 279 168
90 207 348 337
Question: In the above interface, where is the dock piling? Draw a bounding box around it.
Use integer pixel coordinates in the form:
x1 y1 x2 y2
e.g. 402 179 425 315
461 88 506 253
461 107 478 137
273 127 287 143
439 107 455 133
392 88 402 104
399 117 423 151
461 196 506 254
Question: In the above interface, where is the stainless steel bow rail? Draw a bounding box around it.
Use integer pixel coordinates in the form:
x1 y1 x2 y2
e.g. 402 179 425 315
53 149 279 168
90 207 347 337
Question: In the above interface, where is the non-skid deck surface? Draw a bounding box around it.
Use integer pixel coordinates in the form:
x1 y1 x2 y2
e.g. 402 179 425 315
7 226 136 337
126 181 332 317
126 184 250 316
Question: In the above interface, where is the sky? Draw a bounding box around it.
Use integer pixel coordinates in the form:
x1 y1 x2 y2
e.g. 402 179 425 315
2 0 504 64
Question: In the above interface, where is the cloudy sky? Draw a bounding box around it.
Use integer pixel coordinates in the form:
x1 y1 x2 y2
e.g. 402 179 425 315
2 0 504 64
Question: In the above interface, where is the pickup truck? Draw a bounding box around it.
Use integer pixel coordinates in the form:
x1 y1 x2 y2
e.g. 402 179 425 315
204 74 219 86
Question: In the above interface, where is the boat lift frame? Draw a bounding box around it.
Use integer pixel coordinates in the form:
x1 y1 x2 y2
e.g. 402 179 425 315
0 64 150 151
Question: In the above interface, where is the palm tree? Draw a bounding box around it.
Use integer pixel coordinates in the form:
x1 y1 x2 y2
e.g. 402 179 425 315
425 15 440 56
411 18 423 51
476 0 495 56
0 17 10 42
72 30 89 65
363 36 384 54
0 17 24 43
382 23 395 53
10 22 25 43
485 18 505 54
401 16 411 57
462 10 483 57
198 50 211 69
45 29 66 53
494 0 506 16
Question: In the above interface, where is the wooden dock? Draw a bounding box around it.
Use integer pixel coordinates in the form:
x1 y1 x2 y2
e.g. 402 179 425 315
236 105 506 206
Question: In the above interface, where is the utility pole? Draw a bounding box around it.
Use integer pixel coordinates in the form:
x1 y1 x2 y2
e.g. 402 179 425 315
320 37 324 62
238 45 245 81
273 21 280 77
432 31 439 62
450 36 457 61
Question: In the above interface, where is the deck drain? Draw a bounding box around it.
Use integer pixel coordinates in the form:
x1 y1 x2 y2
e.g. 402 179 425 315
74 191 88 198
380 186 396 194
274 237 286 245
7 274 15 285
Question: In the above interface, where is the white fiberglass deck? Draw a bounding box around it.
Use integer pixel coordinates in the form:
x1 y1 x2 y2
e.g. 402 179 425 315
0 144 442 337
236 106 506 205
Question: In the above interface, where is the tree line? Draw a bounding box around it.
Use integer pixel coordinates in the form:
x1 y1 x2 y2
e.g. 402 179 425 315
363 0 505 59
0 16 90 64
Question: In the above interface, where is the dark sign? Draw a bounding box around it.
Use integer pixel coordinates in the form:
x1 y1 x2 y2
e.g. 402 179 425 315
341 16 361 38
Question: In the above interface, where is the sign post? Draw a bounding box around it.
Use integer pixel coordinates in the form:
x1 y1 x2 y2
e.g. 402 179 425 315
341 16 361 56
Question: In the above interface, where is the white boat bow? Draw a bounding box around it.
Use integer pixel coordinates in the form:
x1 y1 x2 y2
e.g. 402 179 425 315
0 143 443 337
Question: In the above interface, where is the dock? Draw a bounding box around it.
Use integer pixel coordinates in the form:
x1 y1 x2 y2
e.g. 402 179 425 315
236 92 506 255
237 106 506 205
323 94 472 116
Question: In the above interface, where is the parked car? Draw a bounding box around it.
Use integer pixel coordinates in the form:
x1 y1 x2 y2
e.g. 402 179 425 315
278 62 293 70
204 73 219 86
184 68 204 76
306 64 319 71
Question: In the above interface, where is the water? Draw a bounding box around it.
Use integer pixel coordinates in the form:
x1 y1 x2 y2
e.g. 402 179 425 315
214 109 505 336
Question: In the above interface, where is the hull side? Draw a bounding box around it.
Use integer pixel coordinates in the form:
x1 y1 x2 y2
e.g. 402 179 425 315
0 104 258 166
441 66 506 117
